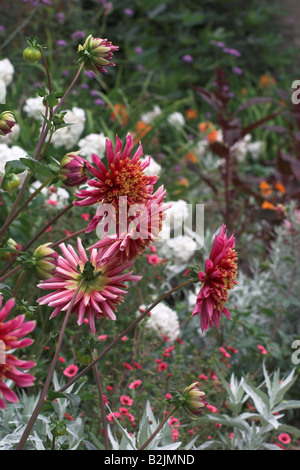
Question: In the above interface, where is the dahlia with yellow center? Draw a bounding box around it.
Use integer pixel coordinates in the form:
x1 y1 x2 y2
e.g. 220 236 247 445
37 237 141 333
74 133 158 233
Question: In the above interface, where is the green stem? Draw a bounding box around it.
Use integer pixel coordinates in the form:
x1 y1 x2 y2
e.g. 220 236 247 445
57 280 192 393
139 405 179 450
91 350 109 450
0 176 54 239
53 63 84 115
0 203 73 278
16 279 84 450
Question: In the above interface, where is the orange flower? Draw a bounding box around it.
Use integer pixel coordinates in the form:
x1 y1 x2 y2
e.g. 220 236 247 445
260 181 272 196
240 87 247 96
206 129 219 143
274 181 286 194
176 177 189 187
198 121 219 143
259 75 276 88
133 120 152 144
186 151 198 163
261 201 275 210
186 109 198 120
110 103 129 126
198 121 214 133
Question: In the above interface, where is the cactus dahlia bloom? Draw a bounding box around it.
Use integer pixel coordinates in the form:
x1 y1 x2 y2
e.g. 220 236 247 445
37 238 142 334
192 225 238 332
89 185 170 263
74 133 159 233
77 34 119 74
0 296 36 409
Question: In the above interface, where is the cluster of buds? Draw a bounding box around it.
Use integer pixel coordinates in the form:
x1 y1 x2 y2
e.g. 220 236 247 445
0 111 15 136
58 152 89 187
77 34 119 73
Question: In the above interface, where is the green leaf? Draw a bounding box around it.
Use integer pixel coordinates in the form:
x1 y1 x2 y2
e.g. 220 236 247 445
36 86 48 97
20 157 54 177
4 160 27 175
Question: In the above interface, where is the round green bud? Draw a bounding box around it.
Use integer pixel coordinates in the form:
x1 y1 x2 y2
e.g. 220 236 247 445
23 46 42 63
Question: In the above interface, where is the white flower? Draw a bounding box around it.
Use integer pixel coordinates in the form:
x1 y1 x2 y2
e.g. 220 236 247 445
51 107 85 150
158 235 197 263
29 180 70 210
139 302 180 342
167 112 185 127
0 124 20 145
247 141 262 160
23 96 46 121
140 105 162 123
0 58 14 86
0 79 6 104
160 199 190 236
78 132 106 161
140 155 161 176
0 144 28 185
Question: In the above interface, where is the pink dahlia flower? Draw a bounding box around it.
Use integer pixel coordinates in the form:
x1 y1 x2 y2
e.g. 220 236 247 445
0 296 36 409
89 185 170 263
74 133 158 233
37 237 142 334
192 225 238 331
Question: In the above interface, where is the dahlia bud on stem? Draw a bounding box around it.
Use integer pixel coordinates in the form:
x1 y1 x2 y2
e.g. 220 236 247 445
0 111 16 136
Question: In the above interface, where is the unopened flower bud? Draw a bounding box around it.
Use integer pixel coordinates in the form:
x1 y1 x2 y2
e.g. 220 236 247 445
182 382 207 418
0 111 16 136
59 152 89 187
1 173 20 194
77 34 119 73
0 238 19 261
32 243 57 280
23 46 42 63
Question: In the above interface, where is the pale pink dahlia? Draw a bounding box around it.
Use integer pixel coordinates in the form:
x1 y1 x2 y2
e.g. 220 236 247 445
89 185 170 263
0 296 36 409
74 133 158 233
192 225 238 332
37 238 142 333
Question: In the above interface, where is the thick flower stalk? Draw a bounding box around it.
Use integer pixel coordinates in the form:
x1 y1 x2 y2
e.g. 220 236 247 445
0 296 36 409
74 133 158 233
192 225 238 331
77 34 119 74
89 185 170 263
0 111 15 136
37 237 142 334
59 152 89 187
